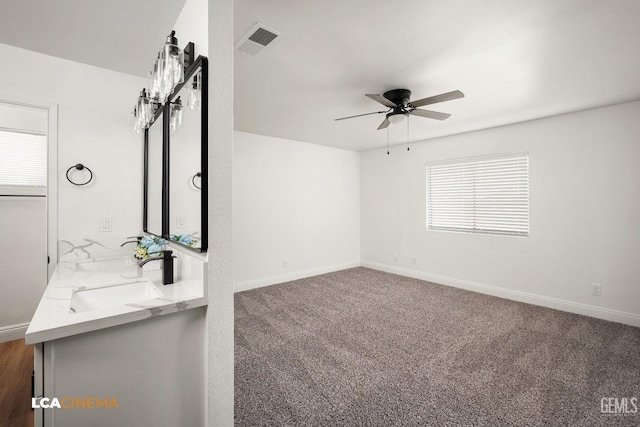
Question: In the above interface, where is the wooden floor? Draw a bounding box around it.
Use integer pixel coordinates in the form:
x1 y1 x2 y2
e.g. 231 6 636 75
0 339 34 427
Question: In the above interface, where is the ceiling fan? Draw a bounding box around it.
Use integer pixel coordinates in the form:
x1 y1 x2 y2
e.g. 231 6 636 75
335 89 464 130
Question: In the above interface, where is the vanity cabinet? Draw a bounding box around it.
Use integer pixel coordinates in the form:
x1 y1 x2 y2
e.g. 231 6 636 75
33 307 205 427
27 248 208 427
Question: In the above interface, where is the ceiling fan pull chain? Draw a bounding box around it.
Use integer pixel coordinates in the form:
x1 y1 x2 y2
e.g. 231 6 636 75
387 126 390 155
406 116 410 151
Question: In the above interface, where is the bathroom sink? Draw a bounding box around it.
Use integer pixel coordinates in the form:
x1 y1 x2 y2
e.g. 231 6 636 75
70 278 162 313
73 257 136 272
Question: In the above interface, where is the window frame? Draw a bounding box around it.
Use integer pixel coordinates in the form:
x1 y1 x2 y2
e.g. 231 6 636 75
425 152 529 237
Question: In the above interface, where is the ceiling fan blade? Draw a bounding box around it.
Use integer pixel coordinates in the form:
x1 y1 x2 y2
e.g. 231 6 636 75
377 117 390 130
409 90 464 108
365 94 397 108
410 109 451 120
335 110 386 121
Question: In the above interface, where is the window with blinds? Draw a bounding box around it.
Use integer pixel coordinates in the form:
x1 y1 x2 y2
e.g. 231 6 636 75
0 128 47 195
425 152 529 237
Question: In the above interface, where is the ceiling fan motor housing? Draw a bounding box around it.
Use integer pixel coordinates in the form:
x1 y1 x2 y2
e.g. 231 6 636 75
383 89 411 107
384 89 411 120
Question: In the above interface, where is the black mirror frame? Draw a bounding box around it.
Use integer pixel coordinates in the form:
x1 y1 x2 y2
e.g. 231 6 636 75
143 55 208 252
143 104 168 239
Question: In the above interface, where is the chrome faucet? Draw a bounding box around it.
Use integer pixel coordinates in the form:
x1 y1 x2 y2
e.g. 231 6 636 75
138 250 175 285
120 236 142 247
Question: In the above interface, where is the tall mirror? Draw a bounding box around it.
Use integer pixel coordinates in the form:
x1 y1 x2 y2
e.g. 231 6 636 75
167 56 208 252
144 107 165 237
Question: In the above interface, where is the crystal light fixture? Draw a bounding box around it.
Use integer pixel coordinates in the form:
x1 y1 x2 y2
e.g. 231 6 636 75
131 107 139 133
131 31 193 132
170 97 183 132
149 53 163 100
135 89 153 131
159 31 184 101
188 71 202 110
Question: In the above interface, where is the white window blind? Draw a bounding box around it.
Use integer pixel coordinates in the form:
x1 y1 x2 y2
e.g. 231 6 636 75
426 152 529 237
0 128 47 194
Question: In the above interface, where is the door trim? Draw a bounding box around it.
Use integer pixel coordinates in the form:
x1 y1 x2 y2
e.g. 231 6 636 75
0 95 58 340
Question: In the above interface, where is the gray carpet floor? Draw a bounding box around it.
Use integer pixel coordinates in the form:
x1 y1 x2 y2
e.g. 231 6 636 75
235 267 640 426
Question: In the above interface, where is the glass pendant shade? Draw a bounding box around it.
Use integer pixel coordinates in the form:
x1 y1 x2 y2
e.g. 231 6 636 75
388 113 407 125
170 97 183 132
149 53 163 100
159 31 184 101
188 71 202 110
136 89 153 129
131 108 141 133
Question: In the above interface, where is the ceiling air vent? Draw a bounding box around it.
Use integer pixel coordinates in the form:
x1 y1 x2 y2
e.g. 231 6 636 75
235 23 281 56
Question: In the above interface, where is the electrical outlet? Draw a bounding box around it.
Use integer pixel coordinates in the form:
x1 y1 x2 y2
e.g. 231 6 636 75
99 217 112 232
176 215 185 229
394 254 399 263
591 283 602 296
411 256 417 265
282 259 288 268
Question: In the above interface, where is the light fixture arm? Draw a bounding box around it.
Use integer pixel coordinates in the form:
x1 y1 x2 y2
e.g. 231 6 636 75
184 42 195 69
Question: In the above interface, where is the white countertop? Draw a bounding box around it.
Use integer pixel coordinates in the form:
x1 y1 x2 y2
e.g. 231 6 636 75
25 254 207 344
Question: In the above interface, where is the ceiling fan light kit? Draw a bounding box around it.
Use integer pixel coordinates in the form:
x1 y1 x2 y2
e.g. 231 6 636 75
336 88 464 130
387 113 407 125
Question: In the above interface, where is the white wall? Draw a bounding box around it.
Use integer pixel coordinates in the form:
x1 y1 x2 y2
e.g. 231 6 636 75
173 0 208 57
0 0 208 248
0 44 147 337
361 101 640 326
234 131 361 291
0 43 147 243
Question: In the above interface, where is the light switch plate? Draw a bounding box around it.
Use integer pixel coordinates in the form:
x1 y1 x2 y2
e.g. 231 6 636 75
99 217 112 232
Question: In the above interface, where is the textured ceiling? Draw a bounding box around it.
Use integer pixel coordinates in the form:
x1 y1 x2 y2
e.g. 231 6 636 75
234 0 640 151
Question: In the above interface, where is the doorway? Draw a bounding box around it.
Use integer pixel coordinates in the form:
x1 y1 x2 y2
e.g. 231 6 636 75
0 99 57 342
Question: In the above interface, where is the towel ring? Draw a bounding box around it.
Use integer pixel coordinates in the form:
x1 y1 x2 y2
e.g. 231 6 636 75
192 172 201 189
66 164 93 186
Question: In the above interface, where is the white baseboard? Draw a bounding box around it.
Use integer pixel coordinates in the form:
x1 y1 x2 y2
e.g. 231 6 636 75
362 261 640 328
0 322 29 343
234 260 361 293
